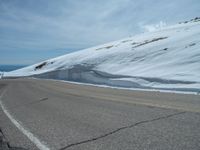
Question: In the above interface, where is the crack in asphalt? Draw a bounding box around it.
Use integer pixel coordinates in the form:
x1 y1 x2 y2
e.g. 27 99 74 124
59 111 186 150
0 128 28 150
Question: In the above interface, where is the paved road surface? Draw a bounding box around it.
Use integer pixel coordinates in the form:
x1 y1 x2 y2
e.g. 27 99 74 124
0 79 200 150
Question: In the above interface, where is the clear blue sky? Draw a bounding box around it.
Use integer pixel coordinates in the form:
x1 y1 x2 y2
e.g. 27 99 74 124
0 0 199 65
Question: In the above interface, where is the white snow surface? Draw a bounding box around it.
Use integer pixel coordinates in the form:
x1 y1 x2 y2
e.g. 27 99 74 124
5 21 200 93
0 72 3 79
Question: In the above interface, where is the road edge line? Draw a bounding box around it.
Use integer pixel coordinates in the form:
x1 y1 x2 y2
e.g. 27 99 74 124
0 88 51 150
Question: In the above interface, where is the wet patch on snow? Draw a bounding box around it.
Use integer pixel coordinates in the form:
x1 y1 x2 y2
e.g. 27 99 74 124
34 62 47 70
96 45 114 50
132 37 168 49
185 43 196 48
179 17 200 24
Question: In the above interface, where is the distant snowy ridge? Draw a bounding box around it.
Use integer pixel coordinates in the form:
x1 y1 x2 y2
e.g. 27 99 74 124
5 19 200 93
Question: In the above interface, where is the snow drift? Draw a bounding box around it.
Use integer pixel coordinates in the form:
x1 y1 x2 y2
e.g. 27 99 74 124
4 18 200 93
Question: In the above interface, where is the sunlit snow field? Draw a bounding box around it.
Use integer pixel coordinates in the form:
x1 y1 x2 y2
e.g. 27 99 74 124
4 19 200 93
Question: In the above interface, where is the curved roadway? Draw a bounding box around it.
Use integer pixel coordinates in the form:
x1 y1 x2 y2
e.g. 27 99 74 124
0 79 200 150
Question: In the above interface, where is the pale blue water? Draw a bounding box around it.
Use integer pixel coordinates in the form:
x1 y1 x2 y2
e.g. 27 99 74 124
0 65 27 72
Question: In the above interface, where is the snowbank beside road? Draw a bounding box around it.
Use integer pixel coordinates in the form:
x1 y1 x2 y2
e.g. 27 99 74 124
4 19 200 93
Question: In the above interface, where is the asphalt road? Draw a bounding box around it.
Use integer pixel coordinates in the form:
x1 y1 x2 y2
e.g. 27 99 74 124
0 79 200 150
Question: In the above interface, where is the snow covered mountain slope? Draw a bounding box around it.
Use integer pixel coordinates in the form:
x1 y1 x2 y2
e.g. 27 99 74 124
4 18 200 93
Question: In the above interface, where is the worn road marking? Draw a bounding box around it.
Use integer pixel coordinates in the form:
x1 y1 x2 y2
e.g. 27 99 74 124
0 88 51 150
